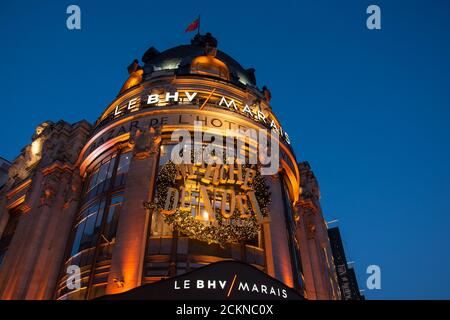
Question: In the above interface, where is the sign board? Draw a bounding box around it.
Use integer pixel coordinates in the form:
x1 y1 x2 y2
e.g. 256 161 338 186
97 260 304 300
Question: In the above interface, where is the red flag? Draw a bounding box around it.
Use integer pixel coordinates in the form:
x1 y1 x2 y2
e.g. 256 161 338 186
185 17 200 32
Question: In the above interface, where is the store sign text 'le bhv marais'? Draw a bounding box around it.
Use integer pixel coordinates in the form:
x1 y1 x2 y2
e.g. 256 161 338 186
107 89 291 145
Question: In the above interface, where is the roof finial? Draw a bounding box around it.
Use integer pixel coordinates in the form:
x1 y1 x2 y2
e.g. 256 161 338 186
191 32 218 56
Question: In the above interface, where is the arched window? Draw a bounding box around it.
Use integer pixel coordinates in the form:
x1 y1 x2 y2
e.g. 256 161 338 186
190 56 230 80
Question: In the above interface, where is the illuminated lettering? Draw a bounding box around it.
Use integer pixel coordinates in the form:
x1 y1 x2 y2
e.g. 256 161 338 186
185 91 197 102
147 94 159 104
127 97 138 110
219 96 238 110
105 89 291 144
165 91 179 102
242 104 254 117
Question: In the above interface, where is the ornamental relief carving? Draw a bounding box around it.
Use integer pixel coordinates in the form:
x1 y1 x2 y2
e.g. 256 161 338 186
63 170 82 207
5 122 54 188
129 126 161 159
40 174 61 207
40 135 77 166
306 217 317 240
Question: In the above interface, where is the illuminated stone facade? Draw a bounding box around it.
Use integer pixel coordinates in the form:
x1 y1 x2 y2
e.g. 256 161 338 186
0 33 340 300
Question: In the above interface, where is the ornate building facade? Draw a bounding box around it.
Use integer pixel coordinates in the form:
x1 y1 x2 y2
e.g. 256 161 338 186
0 33 340 300
0 158 10 189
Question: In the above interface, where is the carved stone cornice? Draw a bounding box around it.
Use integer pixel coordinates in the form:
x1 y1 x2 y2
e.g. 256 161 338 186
298 198 319 213
41 162 75 176
6 179 32 200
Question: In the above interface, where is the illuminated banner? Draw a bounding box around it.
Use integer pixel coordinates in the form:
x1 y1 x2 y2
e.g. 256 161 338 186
145 161 271 246
97 260 304 300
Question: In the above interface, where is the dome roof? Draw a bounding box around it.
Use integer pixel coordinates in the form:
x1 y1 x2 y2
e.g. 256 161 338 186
141 33 257 87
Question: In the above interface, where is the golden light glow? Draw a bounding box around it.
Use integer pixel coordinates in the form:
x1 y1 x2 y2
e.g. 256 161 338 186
31 139 42 156
191 56 230 80
6 179 32 200
202 210 209 221
99 77 273 122
119 69 144 94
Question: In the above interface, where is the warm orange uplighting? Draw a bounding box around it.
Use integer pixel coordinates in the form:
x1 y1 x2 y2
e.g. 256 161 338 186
119 69 144 94
191 55 230 80
31 139 42 156
202 210 209 221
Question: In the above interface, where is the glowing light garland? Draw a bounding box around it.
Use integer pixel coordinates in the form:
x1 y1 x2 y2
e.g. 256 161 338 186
144 161 271 246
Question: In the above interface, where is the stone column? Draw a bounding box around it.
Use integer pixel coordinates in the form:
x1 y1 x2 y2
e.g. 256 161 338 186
26 170 83 299
298 203 331 299
296 162 340 300
294 203 316 299
0 169 44 299
262 222 275 277
264 174 294 288
306 214 328 299
106 127 160 295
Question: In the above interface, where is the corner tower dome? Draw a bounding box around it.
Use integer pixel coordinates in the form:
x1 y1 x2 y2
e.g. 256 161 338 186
119 33 257 96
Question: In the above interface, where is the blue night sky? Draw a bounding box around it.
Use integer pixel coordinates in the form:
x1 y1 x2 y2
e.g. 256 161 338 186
1 0 449 299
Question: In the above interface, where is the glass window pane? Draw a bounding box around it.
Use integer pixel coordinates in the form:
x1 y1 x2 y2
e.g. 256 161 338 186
104 195 123 241
106 156 117 179
70 220 86 257
94 201 105 229
79 214 96 250
85 155 117 196
96 162 109 186
159 144 174 165
114 153 130 187
117 153 131 175
111 195 124 205
87 171 98 192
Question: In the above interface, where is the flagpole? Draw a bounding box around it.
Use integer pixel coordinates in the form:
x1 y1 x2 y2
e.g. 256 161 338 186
197 15 201 35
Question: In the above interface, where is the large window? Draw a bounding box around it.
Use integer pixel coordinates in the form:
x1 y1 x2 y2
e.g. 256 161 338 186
68 200 106 264
57 150 131 300
103 194 124 243
114 153 131 188
82 152 131 204
83 155 116 203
